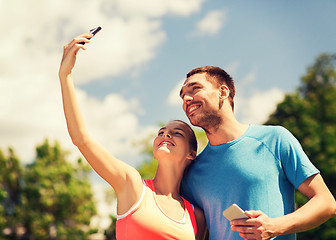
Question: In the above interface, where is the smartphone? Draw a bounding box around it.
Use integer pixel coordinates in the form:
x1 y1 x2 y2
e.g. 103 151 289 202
89 26 102 36
222 204 250 221
80 26 102 44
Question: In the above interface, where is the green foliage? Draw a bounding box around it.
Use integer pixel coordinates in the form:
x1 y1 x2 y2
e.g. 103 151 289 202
104 215 117 240
0 148 24 239
136 131 158 179
0 139 97 240
266 53 336 239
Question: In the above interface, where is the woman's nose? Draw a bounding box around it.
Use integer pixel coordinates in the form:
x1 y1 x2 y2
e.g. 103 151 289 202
163 131 172 138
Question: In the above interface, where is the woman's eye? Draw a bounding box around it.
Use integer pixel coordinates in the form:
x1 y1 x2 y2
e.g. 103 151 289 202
175 132 183 136
158 131 164 136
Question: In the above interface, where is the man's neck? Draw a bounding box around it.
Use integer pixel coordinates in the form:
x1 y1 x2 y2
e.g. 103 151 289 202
206 117 249 146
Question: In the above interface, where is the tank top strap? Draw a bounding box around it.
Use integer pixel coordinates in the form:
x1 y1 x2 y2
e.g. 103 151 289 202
144 179 155 191
182 197 197 237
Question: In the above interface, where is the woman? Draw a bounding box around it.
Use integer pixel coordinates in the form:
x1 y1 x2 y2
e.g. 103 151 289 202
58 32 206 239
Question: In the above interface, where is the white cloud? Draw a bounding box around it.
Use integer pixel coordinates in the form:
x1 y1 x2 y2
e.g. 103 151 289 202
167 79 185 106
74 18 166 84
0 76 153 165
109 0 204 18
195 10 227 35
0 0 204 84
0 0 203 164
240 69 257 86
236 88 285 125
224 61 240 77
233 68 285 124
0 1 204 230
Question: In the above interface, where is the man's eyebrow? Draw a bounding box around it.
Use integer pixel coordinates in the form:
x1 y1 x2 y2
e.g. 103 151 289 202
179 82 198 97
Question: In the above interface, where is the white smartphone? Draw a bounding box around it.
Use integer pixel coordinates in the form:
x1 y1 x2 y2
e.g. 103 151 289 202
222 204 250 221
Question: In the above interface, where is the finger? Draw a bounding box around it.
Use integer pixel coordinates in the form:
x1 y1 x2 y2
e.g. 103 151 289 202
239 232 257 240
61 43 84 61
231 225 256 233
77 33 94 45
231 218 254 226
245 210 263 218
74 37 90 46
66 33 92 48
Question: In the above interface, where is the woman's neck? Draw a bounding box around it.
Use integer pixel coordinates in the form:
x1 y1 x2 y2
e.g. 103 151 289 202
153 163 184 199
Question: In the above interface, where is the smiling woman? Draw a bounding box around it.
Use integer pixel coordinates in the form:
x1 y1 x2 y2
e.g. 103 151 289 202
58 31 206 240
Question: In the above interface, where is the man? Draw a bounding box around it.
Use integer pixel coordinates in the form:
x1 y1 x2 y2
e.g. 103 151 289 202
179 66 336 240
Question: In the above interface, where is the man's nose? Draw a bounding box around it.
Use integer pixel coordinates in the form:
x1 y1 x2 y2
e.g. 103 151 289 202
182 93 193 104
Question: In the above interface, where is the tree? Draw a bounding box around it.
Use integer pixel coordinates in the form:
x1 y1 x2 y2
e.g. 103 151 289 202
0 140 97 240
0 148 24 239
266 53 336 239
22 139 97 240
103 215 117 240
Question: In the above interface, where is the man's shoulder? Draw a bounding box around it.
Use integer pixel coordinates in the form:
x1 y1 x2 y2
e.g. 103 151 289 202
248 124 290 138
240 125 297 152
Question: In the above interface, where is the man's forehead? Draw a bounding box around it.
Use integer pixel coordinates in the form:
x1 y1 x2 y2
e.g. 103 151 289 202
179 80 193 96
179 73 207 95
182 79 198 88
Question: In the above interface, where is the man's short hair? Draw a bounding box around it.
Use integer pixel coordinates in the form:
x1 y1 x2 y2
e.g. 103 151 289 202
187 66 235 111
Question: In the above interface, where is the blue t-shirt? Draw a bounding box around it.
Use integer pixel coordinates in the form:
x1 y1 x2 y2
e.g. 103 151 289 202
181 125 319 240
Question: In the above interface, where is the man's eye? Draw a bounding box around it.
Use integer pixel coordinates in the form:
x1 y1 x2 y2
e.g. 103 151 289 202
158 131 164 136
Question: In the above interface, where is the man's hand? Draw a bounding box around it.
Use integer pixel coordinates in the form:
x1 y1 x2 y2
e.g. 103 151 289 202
230 210 277 240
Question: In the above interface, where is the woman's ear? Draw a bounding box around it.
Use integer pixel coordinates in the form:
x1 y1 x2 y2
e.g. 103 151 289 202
187 150 197 161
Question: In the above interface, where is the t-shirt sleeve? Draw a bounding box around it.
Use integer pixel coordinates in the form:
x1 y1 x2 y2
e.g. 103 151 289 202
276 126 319 188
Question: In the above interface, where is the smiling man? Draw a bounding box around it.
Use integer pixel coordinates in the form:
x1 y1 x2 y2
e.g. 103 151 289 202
179 66 336 240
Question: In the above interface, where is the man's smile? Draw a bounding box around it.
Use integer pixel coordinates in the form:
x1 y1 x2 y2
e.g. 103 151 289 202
187 103 201 116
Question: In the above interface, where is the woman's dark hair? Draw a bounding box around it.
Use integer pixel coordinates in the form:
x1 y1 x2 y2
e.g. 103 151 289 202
171 120 197 153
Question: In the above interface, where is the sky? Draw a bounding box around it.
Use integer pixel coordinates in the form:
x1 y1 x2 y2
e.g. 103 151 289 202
1 0 336 229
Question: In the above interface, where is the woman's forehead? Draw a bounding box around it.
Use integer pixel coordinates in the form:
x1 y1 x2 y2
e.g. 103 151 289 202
162 121 187 131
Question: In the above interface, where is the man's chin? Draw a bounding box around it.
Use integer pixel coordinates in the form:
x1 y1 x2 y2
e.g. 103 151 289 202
188 115 201 127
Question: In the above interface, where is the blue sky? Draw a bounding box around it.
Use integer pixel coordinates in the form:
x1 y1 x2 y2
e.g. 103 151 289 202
1 0 336 227
81 0 336 127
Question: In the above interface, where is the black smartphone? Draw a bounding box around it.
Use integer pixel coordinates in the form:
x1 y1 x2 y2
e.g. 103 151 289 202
80 26 102 44
90 26 102 36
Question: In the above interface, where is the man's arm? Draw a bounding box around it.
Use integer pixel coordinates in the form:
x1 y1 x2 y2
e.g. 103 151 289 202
231 173 336 239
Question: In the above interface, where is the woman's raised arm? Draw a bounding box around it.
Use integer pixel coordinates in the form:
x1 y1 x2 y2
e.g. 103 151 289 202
58 33 143 214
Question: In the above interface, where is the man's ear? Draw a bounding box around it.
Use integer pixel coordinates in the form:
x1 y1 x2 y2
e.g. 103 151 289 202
219 84 230 100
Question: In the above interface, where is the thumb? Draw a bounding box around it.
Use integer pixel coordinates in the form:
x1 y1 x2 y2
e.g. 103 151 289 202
245 210 264 218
